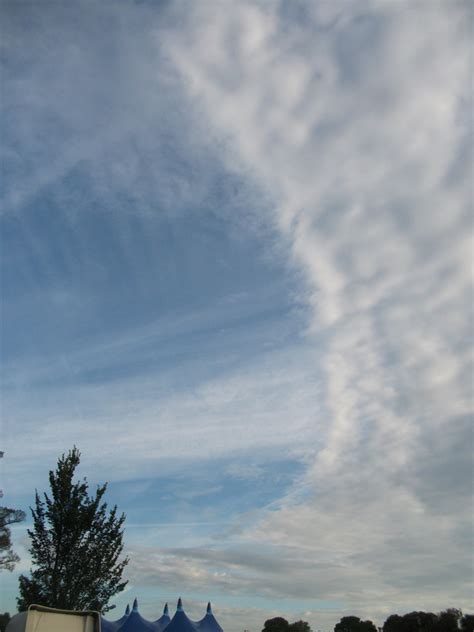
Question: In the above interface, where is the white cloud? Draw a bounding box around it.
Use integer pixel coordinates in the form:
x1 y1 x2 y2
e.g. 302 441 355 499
1 0 471 625
161 0 472 616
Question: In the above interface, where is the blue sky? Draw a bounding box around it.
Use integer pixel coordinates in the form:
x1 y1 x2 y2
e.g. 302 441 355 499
0 1 472 631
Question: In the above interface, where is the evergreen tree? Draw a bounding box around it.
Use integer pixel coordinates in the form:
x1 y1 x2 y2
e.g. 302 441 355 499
17 447 128 613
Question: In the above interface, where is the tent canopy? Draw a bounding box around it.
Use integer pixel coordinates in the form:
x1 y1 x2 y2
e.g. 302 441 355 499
197 604 224 632
101 598 223 632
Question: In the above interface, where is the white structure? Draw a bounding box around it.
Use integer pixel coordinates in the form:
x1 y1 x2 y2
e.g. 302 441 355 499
6 604 100 632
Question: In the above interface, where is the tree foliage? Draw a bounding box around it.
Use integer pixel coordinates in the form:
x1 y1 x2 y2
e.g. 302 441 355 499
384 612 438 632
289 621 312 632
438 610 463 632
460 615 474 632
17 447 128 613
263 617 312 632
383 610 469 632
0 451 26 572
264 609 472 632
461 615 474 632
0 507 26 572
335 616 377 632
263 618 290 632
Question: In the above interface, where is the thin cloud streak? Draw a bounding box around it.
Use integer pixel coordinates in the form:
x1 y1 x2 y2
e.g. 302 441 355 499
3 341 322 495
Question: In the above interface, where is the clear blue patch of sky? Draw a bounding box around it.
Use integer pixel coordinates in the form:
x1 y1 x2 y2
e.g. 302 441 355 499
1 172 306 372
106 458 306 535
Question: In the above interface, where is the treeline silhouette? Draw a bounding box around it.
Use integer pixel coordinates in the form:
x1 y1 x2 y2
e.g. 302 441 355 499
383 610 473 632
263 609 474 632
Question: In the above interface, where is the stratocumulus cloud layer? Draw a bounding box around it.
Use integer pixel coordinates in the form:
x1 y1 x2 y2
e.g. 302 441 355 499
1 1 472 629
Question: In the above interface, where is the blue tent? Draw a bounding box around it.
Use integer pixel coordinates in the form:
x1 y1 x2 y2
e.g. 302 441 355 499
154 604 171 631
102 605 131 631
197 603 223 632
101 598 222 632
116 599 157 632
162 599 198 632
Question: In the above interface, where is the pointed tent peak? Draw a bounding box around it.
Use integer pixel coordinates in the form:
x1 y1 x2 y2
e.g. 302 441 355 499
207 603 212 615
164 603 169 616
177 597 184 611
125 604 130 615
132 598 138 612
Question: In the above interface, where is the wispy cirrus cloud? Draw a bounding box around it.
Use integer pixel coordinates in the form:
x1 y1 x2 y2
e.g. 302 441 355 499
159 0 473 618
3 337 321 495
1 0 471 628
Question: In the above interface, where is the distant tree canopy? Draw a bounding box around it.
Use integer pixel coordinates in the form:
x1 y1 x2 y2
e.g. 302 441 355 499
263 618 312 632
438 610 463 632
266 610 472 632
263 618 290 632
289 622 312 632
17 447 128 613
384 612 438 632
334 616 377 632
383 610 470 632
460 615 474 632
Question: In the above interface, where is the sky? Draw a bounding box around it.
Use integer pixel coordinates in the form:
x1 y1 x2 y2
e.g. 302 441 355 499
0 1 472 631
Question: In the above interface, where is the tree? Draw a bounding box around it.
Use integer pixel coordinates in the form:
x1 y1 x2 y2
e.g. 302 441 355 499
263 618 290 632
289 621 312 632
383 612 457 632
460 614 474 632
263 618 312 632
437 610 462 632
0 507 26 571
384 614 404 632
17 447 128 613
335 617 377 632
0 452 26 572
405 612 438 632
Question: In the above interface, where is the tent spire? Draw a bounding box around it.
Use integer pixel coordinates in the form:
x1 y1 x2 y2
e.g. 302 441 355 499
164 603 169 616
125 604 130 615
177 597 183 612
207 602 212 615
132 598 138 612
